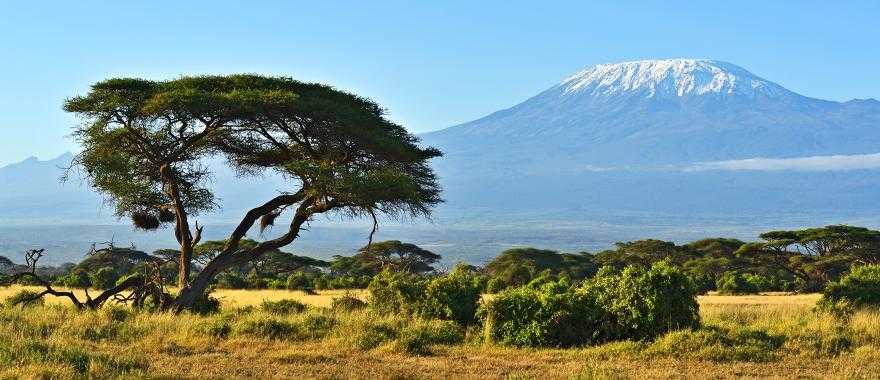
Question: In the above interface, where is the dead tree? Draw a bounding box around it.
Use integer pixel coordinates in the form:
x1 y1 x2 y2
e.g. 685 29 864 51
0 247 170 310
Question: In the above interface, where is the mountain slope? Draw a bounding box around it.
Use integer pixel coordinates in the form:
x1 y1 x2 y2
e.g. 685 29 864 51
424 59 880 175
421 58 880 216
0 153 290 224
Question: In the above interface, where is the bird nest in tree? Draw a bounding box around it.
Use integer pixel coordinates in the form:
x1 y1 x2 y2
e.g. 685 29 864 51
132 210 161 230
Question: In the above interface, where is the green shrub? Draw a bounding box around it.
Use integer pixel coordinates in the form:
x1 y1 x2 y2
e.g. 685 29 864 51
199 316 233 338
5 290 45 307
482 262 700 348
191 293 221 315
298 314 336 339
286 272 312 290
89 267 119 290
54 270 91 288
368 270 426 315
369 269 481 324
266 278 287 290
687 272 716 294
715 272 760 295
261 299 307 315
235 317 298 340
582 261 700 342
246 274 269 289
330 295 367 311
419 269 481 324
481 279 601 347
13 274 43 286
485 277 507 293
820 264 880 311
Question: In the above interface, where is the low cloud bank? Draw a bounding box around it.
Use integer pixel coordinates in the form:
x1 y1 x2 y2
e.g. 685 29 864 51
686 153 880 172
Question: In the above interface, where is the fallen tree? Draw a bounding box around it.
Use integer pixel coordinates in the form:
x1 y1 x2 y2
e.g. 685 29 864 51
1 245 170 310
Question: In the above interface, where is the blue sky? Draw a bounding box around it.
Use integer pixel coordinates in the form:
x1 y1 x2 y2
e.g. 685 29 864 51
0 1 878 166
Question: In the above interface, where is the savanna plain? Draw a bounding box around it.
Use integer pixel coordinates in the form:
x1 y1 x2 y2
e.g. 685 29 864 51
0 287 878 379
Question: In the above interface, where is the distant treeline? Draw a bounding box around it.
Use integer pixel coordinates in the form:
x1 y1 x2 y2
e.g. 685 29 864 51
2 224 876 296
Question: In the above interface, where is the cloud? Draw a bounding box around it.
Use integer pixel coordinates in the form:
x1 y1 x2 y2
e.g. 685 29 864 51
685 153 880 172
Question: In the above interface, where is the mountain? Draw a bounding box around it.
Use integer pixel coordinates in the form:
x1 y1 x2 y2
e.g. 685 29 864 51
0 153 104 223
426 59 880 170
0 153 290 225
421 59 880 216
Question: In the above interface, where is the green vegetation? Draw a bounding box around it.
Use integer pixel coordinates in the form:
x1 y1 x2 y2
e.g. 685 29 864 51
482 262 698 347
820 264 880 312
0 289 879 378
60 75 442 311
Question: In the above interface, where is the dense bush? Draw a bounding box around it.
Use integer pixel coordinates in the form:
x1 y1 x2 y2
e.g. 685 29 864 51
485 277 507 294
286 272 311 290
393 320 465 355
54 270 91 288
419 268 481 324
190 294 222 315
481 279 602 347
368 268 481 324
246 274 269 289
582 261 700 342
481 261 700 347
820 264 880 311
716 272 760 295
367 270 426 315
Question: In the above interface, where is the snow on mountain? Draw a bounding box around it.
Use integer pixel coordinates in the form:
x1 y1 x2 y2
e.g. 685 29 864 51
558 59 789 99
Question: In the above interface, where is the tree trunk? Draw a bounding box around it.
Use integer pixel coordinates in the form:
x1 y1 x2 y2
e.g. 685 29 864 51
171 195 324 312
160 164 195 288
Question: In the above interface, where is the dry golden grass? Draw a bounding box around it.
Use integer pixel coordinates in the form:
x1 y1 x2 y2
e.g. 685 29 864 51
0 285 368 308
699 292 821 306
0 287 877 379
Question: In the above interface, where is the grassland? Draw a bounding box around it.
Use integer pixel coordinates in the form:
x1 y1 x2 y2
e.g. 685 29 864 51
0 287 877 379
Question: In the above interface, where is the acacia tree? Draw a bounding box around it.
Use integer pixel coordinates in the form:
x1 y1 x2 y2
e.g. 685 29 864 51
64 77 245 287
67 75 442 311
355 240 442 274
732 225 877 291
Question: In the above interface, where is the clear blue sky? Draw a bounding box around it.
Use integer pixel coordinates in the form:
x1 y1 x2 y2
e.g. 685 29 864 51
1 1 878 165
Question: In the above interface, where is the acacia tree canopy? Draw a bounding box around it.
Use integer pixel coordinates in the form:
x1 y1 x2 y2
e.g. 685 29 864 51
66 74 442 310
355 240 442 274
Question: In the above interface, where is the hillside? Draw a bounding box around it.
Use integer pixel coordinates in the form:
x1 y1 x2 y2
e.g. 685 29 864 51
421 59 880 216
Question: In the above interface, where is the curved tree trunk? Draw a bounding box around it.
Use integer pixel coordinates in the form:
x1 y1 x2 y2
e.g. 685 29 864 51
171 191 318 311
160 164 200 288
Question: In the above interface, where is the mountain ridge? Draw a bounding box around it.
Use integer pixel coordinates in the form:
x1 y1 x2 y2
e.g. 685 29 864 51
422 59 880 169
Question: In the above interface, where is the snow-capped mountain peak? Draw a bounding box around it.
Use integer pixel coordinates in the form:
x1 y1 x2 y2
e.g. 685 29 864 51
559 58 788 98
